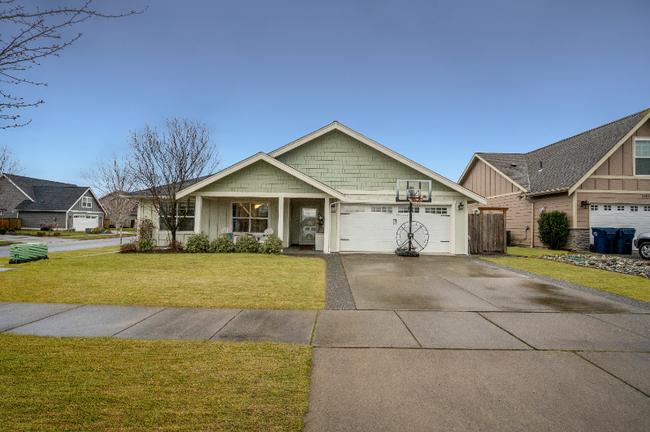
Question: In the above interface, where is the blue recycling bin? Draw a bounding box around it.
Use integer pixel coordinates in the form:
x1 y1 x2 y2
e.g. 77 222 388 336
592 227 617 254
615 228 636 255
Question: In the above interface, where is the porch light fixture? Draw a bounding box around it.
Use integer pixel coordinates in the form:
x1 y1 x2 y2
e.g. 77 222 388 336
580 200 590 209
458 202 464 210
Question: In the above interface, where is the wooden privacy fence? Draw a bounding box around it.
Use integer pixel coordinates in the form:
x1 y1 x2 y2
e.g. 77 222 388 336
469 213 506 254
0 218 22 230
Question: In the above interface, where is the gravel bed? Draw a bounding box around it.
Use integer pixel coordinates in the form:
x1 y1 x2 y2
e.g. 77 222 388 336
538 254 650 279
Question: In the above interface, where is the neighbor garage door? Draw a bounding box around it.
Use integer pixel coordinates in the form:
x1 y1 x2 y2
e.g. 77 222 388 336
589 204 650 249
340 204 450 253
73 215 99 231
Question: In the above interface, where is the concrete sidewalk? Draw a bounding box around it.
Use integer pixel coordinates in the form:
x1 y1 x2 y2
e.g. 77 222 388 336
2 302 650 430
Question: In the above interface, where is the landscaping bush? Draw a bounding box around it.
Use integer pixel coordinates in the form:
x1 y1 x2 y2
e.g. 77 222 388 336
168 239 184 251
120 242 138 253
210 235 235 253
92 227 102 234
137 218 154 243
36 231 46 237
538 211 569 250
235 235 259 253
0 228 6 235
53 232 61 237
138 240 154 252
259 234 283 254
186 234 210 253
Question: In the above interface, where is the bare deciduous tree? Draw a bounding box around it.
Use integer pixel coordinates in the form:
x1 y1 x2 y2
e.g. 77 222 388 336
129 117 219 244
0 144 24 213
80 152 135 244
0 0 146 129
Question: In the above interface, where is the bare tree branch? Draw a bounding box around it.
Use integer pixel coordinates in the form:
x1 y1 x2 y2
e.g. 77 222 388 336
129 117 219 244
0 0 146 129
80 151 135 244
0 144 24 212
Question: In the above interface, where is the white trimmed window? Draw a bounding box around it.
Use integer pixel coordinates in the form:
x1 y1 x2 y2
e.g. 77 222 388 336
617 205 625 211
371 206 392 213
232 202 268 233
398 206 419 213
160 201 195 231
635 139 650 175
603 205 612 211
425 207 448 214
631 205 638 212
590 204 598 211
645 205 650 212
81 196 93 209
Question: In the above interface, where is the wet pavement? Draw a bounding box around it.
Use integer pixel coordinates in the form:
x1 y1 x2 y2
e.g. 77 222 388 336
2 253 650 431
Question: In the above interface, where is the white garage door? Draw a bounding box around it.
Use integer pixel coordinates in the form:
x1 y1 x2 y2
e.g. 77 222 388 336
73 215 99 231
589 204 650 249
340 204 451 253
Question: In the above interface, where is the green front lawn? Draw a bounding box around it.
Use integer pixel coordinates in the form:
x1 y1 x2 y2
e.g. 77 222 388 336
0 248 325 309
0 335 311 431
482 256 650 303
506 246 575 257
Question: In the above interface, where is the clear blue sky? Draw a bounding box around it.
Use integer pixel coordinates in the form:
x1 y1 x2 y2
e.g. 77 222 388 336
3 0 649 187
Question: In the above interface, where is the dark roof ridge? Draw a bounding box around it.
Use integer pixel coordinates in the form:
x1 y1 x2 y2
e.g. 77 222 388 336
528 108 649 155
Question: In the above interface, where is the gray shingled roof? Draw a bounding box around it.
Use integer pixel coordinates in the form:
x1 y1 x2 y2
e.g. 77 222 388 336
126 175 212 197
4 174 91 212
479 108 649 194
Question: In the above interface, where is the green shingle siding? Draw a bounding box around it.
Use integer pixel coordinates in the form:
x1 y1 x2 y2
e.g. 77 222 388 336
275 130 454 193
195 161 322 194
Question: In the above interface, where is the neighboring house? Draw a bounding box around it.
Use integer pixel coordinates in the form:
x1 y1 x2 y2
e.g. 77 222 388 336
134 122 485 254
0 173 106 230
458 108 650 250
100 192 138 228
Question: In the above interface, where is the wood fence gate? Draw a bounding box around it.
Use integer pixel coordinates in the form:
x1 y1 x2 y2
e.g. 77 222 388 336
0 218 22 230
468 213 506 254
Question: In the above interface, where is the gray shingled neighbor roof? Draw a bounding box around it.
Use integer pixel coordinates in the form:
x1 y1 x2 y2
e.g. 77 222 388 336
126 175 212 198
4 174 91 211
478 108 649 195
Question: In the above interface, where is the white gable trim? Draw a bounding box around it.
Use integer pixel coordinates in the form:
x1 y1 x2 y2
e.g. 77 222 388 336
67 188 109 214
269 122 486 204
177 152 345 200
569 110 650 195
2 174 35 202
459 154 528 193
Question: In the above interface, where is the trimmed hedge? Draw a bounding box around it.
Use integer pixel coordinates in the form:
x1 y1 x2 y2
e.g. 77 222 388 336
538 211 569 250
259 234 283 254
186 234 210 253
235 235 259 253
210 235 235 253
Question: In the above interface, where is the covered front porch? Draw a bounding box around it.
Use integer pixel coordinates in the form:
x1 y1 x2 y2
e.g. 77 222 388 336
192 194 336 252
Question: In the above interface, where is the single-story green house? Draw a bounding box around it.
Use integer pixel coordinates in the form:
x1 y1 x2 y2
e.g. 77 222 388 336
137 122 486 254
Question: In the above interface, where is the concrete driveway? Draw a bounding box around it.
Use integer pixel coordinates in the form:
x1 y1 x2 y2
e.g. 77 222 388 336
304 254 650 431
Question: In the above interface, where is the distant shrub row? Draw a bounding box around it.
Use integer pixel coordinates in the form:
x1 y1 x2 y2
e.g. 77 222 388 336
186 233 283 254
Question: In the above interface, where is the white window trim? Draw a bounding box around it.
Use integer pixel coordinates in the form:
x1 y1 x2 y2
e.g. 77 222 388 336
634 138 650 176
231 201 270 234
81 196 93 209
158 201 196 232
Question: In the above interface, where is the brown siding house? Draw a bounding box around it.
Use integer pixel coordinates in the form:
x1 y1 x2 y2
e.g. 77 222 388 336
458 108 650 250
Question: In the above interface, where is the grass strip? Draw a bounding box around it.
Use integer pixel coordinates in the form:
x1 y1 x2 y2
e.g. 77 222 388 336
482 256 650 303
0 335 311 431
506 246 575 257
0 248 325 309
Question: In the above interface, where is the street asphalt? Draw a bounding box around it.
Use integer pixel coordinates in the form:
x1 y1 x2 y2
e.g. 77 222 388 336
0 235 128 257
1 253 649 430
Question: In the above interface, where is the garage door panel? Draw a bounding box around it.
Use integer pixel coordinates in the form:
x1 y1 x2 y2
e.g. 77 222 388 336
341 205 450 253
73 215 99 231
590 204 650 249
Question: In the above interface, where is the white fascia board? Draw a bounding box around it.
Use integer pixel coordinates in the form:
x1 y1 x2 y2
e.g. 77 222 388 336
66 188 108 214
177 152 345 201
569 110 650 195
269 122 486 204
3 174 34 202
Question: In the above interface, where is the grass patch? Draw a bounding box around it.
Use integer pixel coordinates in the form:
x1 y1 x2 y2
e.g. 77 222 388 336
0 248 325 309
482 256 650 303
0 334 311 431
506 246 574 257
0 241 21 247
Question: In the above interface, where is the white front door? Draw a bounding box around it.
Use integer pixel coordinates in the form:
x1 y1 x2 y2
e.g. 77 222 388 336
73 215 99 231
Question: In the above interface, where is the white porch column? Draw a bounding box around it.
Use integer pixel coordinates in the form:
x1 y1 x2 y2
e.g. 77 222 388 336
323 197 330 253
278 196 284 244
194 195 202 234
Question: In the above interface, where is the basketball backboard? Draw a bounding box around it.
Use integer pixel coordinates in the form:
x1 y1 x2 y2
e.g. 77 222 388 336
396 179 432 202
